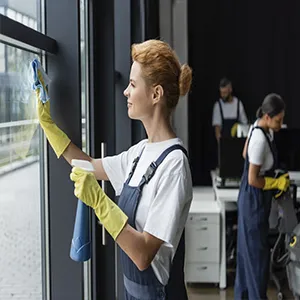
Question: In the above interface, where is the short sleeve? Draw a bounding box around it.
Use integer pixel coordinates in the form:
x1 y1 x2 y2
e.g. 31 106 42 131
102 140 146 196
247 129 267 166
143 170 193 247
101 151 130 196
212 102 222 126
239 101 248 124
247 124 253 138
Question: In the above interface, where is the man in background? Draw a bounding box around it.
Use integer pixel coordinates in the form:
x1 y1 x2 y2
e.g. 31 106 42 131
212 77 248 141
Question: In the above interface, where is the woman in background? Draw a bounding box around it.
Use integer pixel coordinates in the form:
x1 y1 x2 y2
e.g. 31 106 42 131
235 93 289 300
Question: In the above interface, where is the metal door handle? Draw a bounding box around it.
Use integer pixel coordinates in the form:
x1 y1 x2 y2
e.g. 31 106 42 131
101 142 106 246
197 247 208 251
197 227 208 231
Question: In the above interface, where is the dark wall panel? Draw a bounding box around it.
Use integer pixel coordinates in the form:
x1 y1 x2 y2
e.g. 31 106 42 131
89 1 117 300
188 0 300 185
45 0 83 299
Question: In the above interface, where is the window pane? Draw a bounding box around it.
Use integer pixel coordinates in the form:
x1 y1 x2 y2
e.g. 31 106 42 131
0 44 5 73
4 0 41 31
0 43 42 300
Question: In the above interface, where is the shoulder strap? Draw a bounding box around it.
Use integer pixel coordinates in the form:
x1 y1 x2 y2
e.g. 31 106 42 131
141 144 188 185
247 126 276 161
126 147 145 184
218 100 224 122
236 99 240 120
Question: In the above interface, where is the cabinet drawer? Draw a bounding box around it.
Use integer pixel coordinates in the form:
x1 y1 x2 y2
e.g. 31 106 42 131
186 213 219 226
185 224 220 249
185 263 219 283
186 246 219 263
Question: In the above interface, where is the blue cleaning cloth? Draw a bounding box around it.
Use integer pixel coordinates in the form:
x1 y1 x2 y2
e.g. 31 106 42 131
31 59 51 103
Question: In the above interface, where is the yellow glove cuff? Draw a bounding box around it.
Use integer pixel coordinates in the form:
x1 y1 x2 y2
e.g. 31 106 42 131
94 196 128 240
263 177 277 190
41 122 71 158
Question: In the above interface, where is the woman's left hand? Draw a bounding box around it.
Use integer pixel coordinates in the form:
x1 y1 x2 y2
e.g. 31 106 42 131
70 166 128 240
70 167 101 209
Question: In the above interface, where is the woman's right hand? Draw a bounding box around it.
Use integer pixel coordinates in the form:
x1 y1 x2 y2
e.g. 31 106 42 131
36 68 54 126
264 173 290 198
276 173 290 191
37 94 54 127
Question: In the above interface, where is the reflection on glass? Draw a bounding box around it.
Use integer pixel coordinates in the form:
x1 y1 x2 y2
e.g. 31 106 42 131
3 1 40 31
0 44 5 73
81 0 87 154
0 43 42 299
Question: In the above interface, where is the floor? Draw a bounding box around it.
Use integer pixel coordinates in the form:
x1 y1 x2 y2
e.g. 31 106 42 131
186 275 295 300
0 164 42 300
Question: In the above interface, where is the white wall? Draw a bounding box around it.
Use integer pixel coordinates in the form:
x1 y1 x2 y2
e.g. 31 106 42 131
159 0 189 149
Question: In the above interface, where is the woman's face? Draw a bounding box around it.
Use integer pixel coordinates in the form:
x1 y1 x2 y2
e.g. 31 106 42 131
123 61 155 120
266 110 285 132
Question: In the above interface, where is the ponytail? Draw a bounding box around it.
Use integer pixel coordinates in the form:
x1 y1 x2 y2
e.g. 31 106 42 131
256 106 263 118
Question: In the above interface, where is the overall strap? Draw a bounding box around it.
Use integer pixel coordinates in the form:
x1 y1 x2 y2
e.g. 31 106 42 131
218 100 224 122
246 126 255 161
254 126 275 156
125 147 145 184
139 144 188 187
247 126 277 168
236 99 240 121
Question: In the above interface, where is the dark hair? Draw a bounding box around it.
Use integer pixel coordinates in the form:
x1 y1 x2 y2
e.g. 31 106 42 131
219 77 231 88
256 93 285 118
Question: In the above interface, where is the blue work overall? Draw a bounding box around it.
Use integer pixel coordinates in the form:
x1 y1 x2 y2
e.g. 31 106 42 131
218 99 240 138
234 126 277 300
118 144 189 300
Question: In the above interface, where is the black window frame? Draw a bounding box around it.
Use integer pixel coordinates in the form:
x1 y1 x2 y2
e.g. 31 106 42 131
1 0 161 298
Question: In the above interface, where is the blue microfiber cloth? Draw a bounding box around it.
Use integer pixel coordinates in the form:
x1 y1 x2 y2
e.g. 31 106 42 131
31 59 51 103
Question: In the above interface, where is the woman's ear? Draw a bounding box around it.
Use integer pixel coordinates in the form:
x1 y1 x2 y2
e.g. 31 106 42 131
152 85 164 104
265 114 271 122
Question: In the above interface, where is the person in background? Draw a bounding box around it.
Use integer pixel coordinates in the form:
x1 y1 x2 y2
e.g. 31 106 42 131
212 77 248 141
235 93 289 300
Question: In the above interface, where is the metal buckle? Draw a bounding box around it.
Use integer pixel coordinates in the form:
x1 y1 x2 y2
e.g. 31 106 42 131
143 162 157 183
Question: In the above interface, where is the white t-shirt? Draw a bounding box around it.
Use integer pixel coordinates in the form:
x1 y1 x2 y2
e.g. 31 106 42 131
247 120 274 172
212 97 248 127
102 138 193 285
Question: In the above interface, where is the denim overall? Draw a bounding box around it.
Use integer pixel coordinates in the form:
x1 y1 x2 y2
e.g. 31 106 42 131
118 144 189 300
218 99 240 138
234 126 277 300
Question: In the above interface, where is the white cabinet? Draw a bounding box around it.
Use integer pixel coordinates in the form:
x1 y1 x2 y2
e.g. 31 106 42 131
185 197 220 283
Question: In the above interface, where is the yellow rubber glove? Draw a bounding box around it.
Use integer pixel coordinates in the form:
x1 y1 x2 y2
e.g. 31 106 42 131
70 167 128 240
263 173 290 198
36 69 71 158
231 122 238 137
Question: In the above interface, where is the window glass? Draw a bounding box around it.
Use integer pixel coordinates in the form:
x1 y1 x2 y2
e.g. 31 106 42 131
0 43 42 300
5 0 40 31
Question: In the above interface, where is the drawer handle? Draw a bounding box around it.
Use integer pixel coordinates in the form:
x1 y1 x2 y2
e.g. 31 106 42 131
197 266 208 271
200 217 207 221
197 247 208 251
197 227 207 231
